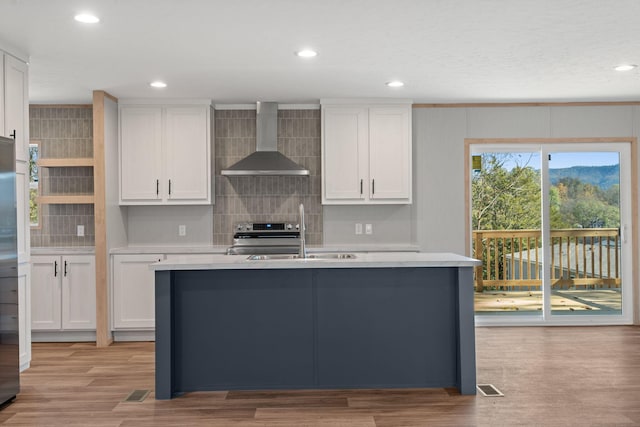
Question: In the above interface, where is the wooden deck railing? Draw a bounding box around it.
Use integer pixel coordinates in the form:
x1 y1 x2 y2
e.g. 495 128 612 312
472 228 621 292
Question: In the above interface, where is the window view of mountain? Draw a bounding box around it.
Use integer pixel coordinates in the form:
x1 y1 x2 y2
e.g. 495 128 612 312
549 164 619 190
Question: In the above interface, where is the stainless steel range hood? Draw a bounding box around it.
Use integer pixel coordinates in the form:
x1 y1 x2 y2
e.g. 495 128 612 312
220 102 310 176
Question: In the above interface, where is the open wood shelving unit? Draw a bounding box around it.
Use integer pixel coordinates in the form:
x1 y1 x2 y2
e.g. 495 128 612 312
36 194 95 204
37 158 94 167
36 157 94 205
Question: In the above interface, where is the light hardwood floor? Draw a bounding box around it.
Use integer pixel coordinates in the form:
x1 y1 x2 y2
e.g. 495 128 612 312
3 326 640 426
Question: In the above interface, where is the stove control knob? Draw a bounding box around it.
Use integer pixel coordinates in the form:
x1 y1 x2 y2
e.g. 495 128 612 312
295 224 300 230
286 223 293 230
236 224 243 231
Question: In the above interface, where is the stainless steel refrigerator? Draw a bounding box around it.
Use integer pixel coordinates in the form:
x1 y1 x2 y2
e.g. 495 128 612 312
0 136 19 406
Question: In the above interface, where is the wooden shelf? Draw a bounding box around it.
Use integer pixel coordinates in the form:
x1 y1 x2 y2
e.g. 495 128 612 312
37 194 95 205
38 158 94 167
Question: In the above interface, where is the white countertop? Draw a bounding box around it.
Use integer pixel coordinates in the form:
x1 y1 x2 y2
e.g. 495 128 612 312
110 246 229 255
110 244 420 255
150 252 481 271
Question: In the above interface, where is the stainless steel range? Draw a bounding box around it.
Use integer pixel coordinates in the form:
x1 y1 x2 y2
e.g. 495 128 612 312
226 221 300 255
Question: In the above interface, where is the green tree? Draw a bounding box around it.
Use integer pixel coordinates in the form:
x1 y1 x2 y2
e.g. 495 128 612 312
555 177 619 228
549 186 567 228
28 144 39 226
472 153 541 231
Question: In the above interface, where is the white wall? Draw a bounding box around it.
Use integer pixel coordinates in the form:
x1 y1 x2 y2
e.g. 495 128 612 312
413 108 467 253
322 205 413 246
127 205 213 246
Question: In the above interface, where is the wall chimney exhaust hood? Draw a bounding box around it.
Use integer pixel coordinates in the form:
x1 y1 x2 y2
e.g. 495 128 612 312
220 102 310 176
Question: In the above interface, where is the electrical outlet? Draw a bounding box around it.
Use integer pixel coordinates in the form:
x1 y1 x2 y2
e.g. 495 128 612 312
355 223 363 235
77 225 84 237
178 225 186 236
365 223 373 235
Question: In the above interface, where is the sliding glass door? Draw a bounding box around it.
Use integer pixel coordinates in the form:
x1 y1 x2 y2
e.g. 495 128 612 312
470 142 632 325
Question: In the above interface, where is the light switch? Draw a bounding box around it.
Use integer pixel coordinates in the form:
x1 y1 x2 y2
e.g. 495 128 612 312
365 223 373 235
178 225 186 236
77 225 84 237
355 223 363 235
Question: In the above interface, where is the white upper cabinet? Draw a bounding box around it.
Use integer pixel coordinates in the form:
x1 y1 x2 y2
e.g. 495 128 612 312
118 100 213 205
322 107 369 201
321 100 412 204
368 106 411 201
164 107 210 201
119 106 163 202
2 54 29 162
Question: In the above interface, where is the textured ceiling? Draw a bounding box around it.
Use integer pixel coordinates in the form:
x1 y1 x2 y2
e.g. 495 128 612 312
1 0 639 104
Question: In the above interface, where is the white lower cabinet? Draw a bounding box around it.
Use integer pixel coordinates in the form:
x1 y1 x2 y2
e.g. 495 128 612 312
18 263 30 371
112 254 163 330
111 253 212 340
31 255 96 332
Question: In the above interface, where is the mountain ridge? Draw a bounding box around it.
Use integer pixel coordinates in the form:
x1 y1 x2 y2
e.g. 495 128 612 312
549 164 619 189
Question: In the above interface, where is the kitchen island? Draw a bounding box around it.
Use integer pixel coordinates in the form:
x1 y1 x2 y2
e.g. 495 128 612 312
151 252 481 399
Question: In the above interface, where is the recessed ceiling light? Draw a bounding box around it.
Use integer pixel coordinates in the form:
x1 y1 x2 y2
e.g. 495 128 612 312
295 49 317 58
614 64 637 71
74 13 100 24
386 81 404 88
150 81 167 88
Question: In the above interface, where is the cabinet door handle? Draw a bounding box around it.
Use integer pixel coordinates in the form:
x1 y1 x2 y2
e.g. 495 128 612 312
9 130 16 139
156 179 159 196
64 261 68 277
54 260 58 277
372 179 375 195
360 179 363 195
168 179 171 196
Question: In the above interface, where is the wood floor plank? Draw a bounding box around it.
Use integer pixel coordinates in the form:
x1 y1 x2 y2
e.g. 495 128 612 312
4 327 640 426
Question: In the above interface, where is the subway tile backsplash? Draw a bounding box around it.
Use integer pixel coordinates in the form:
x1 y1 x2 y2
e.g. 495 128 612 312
213 109 322 245
30 105 95 247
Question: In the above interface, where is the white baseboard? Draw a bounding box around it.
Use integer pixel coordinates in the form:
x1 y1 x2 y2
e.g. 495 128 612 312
113 330 155 342
32 331 97 342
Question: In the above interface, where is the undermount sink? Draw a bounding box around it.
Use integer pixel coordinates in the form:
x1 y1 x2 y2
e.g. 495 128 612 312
308 253 356 260
247 253 356 261
247 254 298 260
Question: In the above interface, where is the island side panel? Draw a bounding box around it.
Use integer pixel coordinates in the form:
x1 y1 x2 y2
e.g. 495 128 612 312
155 270 174 400
457 266 477 394
315 267 459 389
171 269 315 392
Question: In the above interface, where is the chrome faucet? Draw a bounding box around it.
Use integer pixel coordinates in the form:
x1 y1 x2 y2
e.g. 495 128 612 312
298 203 307 258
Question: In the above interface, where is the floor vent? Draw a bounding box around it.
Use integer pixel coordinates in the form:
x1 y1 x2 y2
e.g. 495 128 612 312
477 384 504 397
124 389 150 402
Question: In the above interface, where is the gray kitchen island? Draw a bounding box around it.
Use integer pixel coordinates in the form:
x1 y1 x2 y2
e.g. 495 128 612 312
151 252 481 399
